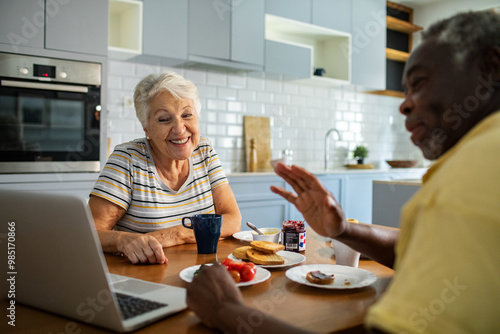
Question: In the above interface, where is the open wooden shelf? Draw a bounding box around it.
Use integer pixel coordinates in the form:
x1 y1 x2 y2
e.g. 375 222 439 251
386 48 409 62
367 89 405 98
386 16 422 34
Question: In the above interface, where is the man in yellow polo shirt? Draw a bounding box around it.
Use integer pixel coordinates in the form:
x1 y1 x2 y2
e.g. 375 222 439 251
186 10 500 334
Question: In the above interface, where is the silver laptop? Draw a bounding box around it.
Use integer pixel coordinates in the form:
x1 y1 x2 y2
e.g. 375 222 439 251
0 190 187 333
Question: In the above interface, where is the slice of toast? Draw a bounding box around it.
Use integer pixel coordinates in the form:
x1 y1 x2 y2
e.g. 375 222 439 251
232 246 252 260
246 248 285 265
250 240 285 254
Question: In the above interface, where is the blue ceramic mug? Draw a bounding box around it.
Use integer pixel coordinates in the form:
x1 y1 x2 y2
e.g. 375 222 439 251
182 214 222 254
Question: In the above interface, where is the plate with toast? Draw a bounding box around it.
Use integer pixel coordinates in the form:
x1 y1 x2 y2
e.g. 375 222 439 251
229 241 306 268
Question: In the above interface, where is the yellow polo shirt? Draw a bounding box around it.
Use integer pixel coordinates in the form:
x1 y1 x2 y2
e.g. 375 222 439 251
366 111 500 333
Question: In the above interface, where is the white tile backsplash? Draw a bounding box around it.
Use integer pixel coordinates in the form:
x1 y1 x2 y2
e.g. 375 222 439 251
106 60 423 172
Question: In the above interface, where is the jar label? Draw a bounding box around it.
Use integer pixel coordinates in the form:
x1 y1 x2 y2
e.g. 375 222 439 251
283 231 306 252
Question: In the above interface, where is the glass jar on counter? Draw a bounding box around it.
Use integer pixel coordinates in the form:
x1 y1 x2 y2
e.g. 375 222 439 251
281 220 306 252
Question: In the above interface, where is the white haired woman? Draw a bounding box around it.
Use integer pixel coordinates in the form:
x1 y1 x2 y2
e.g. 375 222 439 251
89 71 241 264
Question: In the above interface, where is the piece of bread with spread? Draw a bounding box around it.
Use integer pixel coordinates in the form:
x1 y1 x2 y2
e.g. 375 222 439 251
306 271 335 285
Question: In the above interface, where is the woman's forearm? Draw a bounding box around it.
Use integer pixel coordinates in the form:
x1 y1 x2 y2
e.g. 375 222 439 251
147 225 196 248
220 211 242 238
97 229 123 253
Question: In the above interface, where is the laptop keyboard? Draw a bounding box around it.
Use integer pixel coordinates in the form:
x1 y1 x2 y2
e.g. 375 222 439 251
116 293 168 320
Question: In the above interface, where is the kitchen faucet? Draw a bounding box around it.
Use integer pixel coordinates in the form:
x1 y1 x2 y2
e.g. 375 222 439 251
324 128 342 170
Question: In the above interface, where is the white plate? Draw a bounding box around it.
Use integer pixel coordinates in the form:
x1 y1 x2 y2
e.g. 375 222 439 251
228 251 306 268
179 264 271 287
285 264 377 289
232 230 253 242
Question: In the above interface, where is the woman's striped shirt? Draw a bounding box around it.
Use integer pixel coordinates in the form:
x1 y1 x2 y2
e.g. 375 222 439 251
90 137 228 233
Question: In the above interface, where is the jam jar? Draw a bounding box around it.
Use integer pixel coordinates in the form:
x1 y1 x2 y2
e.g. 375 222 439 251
281 220 306 252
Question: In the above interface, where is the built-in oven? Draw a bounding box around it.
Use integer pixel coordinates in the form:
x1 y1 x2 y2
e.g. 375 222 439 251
0 52 101 173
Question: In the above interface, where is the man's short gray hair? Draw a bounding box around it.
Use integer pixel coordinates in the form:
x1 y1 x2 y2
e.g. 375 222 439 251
133 71 201 129
422 10 500 67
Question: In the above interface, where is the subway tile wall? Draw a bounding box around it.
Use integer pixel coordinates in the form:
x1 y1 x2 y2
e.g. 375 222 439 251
107 59 424 173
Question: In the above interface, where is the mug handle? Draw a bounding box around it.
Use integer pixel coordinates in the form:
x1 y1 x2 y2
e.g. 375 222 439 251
182 217 193 229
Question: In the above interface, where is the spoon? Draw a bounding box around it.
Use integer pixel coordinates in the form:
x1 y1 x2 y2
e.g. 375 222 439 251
246 222 264 235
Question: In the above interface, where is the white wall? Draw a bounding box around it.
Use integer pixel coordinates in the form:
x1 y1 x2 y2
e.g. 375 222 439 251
411 0 500 48
106 61 422 174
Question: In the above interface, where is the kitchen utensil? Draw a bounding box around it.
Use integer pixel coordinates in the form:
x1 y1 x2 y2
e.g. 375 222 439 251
246 222 264 235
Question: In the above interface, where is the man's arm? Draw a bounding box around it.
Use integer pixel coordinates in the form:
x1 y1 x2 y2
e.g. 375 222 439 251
271 163 398 268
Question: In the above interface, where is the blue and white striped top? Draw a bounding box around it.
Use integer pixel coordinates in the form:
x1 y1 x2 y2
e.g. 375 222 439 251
90 137 228 233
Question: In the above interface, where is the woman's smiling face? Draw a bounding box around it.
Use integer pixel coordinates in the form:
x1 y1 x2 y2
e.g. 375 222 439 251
145 90 200 162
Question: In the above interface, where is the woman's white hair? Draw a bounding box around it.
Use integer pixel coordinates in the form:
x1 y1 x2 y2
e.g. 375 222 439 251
133 71 201 129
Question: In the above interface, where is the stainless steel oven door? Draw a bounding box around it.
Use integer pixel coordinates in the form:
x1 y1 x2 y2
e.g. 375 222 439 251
0 78 101 173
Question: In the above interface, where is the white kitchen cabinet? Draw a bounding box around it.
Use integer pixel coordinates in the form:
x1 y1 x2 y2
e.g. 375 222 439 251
0 0 108 57
0 173 98 200
350 0 386 90
312 0 351 33
265 40 312 79
343 170 426 224
140 0 187 65
372 180 421 228
265 14 351 86
0 0 44 50
227 174 288 229
188 0 264 71
265 0 312 23
45 0 108 56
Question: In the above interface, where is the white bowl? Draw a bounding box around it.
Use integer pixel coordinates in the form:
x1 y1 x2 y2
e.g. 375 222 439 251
251 228 281 243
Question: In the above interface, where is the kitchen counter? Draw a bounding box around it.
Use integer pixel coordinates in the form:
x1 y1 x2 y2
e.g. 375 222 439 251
227 167 427 177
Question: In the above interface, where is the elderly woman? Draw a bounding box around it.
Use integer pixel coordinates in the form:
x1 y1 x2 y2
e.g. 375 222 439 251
89 71 241 265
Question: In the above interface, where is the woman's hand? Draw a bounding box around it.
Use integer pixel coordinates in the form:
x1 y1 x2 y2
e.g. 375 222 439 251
89 195 167 264
186 263 244 329
115 232 167 264
270 163 347 238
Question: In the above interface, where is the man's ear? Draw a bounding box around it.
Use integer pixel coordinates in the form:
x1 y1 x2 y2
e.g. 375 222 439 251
479 46 500 83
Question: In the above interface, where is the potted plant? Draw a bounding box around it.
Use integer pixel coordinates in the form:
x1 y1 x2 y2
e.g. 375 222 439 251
353 145 369 165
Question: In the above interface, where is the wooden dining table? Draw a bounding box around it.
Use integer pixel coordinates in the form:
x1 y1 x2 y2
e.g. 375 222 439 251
1 230 394 334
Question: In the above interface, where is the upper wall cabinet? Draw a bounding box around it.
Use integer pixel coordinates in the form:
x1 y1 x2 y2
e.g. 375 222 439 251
350 0 386 90
187 0 265 71
266 0 351 33
140 0 188 66
265 14 351 86
312 0 351 33
0 0 108 57
266 0 312 23
0 0 44 50
45 0 108 56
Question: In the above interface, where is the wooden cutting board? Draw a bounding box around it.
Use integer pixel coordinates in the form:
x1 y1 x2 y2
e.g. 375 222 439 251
244 116 272 172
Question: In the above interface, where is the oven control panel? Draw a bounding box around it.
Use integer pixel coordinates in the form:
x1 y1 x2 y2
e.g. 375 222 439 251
0 52 101 86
